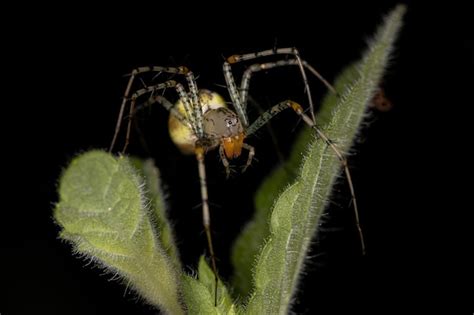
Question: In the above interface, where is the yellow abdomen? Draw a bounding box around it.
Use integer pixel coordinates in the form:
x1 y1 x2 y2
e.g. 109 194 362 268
168 90 227 154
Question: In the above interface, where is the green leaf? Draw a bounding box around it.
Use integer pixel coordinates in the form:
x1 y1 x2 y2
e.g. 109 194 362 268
129 158 181 270
230 17 367 303
230 127 312 297
54 151 185 314
181 256 239 314
242 5 406 314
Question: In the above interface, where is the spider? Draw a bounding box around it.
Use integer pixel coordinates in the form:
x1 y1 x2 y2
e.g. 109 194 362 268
109 47 365 304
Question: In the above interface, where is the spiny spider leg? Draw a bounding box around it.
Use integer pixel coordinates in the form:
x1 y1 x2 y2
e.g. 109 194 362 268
195 144 219 306
247 96 288 168
123 80 177 153
246 100 366 254
182 74 219 304
218 141 255 177
223 62 249 127
225 47 316 122
175 83 198 135
241 143 255 173
218 145 231 178
133 94 191 130
239 59 337 110
186 71 204 138
223 48 365 254
109 66 189 152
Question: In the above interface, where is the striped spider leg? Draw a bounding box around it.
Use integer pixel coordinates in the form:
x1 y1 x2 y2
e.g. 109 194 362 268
109 66 190 154
223 47 365 254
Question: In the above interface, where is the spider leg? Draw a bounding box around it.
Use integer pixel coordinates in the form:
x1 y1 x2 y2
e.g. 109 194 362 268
185 71 204 138
195 145 219 306
223 62 249 127
119 77 199 153
239 59 337 110
226 47 317 122
135 95 190 129
122 80 196 153
247 100 366 255
109 66 189 152
122 91 193 154
218 144 231 178
247 96 288 168
121 81 177 153
246 101 290 136
241 143 255 173
174 83 198 134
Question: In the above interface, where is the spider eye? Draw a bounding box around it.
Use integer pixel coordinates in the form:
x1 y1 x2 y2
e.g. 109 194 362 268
225 118 236 127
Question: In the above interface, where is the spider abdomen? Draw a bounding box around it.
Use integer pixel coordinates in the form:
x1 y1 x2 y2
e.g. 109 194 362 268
168 90 227 154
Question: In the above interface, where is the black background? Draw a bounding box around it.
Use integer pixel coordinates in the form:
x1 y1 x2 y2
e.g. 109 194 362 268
1 1 472 314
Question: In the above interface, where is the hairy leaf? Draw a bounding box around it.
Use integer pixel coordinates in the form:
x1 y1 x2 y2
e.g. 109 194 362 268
54 151 184 314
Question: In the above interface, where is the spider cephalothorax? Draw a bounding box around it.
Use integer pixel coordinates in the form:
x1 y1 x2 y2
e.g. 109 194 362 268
203 107 245 159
